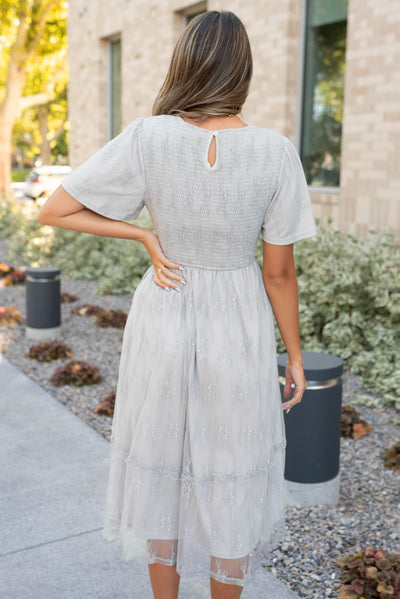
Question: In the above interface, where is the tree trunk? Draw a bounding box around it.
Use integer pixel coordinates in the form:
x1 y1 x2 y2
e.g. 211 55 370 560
37 104 52 165
0 110 12 195
0 16 27 197
0 79 25 197
0 1 60 196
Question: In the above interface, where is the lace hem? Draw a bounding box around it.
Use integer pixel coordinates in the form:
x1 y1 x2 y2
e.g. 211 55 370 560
101 518 287 587
109 435 287 484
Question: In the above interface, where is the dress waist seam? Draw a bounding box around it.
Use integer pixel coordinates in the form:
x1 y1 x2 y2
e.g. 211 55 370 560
164 258 257 272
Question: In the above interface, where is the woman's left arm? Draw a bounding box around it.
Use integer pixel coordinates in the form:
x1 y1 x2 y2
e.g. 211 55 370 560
39 185 185 289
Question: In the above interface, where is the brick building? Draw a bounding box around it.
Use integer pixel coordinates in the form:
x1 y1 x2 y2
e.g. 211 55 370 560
67 0 400 237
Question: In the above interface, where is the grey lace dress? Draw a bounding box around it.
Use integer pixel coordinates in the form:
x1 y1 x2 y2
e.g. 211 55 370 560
61 114 317 588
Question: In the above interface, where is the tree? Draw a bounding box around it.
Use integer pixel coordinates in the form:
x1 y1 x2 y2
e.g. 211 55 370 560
0 0 67 195
13 76 68 166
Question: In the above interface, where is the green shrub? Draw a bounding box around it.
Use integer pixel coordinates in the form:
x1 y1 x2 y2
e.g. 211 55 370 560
256 220 400 410
1 196 153 294
0 196 30 241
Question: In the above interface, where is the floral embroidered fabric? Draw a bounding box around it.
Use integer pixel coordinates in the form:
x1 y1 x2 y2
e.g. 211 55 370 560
61 114 317 589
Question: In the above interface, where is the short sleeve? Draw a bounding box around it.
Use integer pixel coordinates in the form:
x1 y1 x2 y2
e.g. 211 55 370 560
262 137 317 245
61 118 145 221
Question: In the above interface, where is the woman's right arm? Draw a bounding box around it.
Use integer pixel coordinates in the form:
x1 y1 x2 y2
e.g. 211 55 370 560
38 185 185 290
262 240 307 409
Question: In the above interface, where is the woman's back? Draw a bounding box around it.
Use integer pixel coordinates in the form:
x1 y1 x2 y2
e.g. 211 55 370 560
142 115 284 269
62 114 316 269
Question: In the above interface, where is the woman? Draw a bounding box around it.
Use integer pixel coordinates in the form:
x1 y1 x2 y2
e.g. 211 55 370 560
39 10 317 599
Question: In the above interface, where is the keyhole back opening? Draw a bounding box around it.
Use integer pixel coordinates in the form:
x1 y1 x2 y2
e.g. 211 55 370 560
207 134 217 168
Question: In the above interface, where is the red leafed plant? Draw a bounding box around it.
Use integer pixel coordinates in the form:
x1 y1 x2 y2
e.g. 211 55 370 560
0 262 25 285
337 546 400 598
0 305 23 327
50 360 102 387
71 304 105 317
93 391 116 416
341 405 372 439
26 340 73 362
0 262 12 277
61 292 78 303
93 309 127 329
382 442 400 474
2 268 26 286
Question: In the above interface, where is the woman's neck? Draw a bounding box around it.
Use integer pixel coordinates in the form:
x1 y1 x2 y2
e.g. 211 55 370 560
181 114 248 130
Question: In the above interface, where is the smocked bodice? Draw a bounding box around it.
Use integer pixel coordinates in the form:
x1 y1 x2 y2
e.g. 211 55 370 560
141 116 285 269
61 114 317 266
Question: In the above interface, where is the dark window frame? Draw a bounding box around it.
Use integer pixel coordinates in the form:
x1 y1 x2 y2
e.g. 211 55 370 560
109 37 122 140
299 0 348 190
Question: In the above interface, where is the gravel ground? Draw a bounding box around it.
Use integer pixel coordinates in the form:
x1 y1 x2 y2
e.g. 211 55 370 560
1 238 399 599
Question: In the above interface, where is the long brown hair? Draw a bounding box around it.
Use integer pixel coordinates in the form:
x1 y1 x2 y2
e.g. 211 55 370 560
152 11 253 122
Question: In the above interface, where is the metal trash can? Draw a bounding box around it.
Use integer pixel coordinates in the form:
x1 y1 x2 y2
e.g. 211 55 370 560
277 351 343 506
25 266 61 340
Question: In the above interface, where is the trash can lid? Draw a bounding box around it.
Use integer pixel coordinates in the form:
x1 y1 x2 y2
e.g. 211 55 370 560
26 266 60 279
277 351 343 380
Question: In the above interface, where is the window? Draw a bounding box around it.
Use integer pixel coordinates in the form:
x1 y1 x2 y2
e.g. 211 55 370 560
300 0 348 188
109 38 122 139
177 2 207 29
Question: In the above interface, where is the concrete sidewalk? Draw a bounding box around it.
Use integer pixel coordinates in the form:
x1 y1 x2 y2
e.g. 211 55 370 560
0 355 300 599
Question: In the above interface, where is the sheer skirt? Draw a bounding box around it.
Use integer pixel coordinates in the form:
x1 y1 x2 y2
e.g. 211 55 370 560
101 261 287 588
147 539 250 585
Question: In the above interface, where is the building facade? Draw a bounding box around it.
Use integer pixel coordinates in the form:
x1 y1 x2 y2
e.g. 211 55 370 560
67 0 400 237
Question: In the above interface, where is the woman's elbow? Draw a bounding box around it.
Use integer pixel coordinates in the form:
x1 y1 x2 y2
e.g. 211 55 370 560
263 272 290 288
38 205 53 225
262 265 295 287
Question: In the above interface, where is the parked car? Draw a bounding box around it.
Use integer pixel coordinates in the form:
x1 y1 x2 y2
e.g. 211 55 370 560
24 165 71 204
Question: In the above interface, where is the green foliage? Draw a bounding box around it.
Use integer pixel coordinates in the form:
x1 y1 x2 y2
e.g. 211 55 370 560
0 196 31 240
382 443 400 474
337 546 400 598
26 340 73 362
50 360 102 387
1 195 400 410
12 170 30 182
256 219 400 410
341 405 372 439
0 196 153 294
1 1 69 172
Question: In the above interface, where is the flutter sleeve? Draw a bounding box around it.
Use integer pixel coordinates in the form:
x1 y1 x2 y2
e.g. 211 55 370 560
61 117 145 221
262 136 317 244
